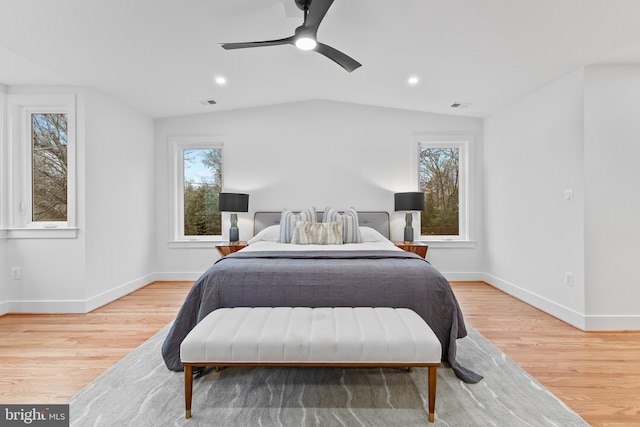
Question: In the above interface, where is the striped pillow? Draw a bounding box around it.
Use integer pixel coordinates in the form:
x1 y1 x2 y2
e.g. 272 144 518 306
291 221 343 245
322 207 362 243
279 208 316 243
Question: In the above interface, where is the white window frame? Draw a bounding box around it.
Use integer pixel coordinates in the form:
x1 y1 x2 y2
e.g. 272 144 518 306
5 94 77 239
169 136 224 247
0 89 6 239
412 133 475 247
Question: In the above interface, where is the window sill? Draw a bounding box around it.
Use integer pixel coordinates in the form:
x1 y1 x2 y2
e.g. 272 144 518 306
4 227 78 239
168 239 224 249
417 239 476 249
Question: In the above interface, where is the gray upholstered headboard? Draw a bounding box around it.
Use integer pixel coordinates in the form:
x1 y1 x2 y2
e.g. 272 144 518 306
253 211 390 239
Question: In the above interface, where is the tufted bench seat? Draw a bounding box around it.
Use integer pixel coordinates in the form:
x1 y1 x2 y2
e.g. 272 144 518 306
180 307 442 422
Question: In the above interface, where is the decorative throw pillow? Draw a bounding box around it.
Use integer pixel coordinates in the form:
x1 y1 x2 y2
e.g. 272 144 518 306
279 208 316 243
322 207 362 243
291 221 343 245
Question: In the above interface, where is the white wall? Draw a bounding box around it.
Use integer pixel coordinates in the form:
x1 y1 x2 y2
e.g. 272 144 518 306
154 100 484 279
0 240 7 314
485 65 640 330
2 86 155 313
83 89 156 311
583 64 640 329
0 88 8 314
484 69 586 328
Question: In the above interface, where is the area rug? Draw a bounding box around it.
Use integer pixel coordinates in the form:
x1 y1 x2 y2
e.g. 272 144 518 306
68 323 589 426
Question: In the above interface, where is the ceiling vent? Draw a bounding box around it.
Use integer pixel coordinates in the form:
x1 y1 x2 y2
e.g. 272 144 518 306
200 99 217 105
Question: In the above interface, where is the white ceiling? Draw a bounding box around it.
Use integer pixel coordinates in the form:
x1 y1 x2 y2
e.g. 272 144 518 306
1 0 640 119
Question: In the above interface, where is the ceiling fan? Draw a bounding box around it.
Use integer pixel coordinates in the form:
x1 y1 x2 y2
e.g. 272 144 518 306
220 0 361 72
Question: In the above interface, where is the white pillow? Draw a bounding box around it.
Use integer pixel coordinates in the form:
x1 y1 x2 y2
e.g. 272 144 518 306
359 226 390 242
248 225 280 244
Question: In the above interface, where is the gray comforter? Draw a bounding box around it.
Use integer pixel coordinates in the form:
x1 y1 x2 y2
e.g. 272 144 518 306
161 250 482 383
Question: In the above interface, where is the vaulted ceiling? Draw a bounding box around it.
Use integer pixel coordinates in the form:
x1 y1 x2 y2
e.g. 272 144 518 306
2 0 640 119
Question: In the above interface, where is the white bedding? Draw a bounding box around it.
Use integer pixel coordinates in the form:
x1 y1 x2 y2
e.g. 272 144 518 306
242 240 403 252
243 224 401 252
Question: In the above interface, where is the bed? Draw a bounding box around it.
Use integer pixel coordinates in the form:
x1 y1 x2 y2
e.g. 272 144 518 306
162 209 482 383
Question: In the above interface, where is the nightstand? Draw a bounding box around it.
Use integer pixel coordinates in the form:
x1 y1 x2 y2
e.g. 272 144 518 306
215 241 248 257
393 241 428 258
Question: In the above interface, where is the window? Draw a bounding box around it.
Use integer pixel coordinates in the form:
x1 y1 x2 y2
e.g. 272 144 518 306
183 148 222 236
0 91 5 237
420 146 459 236
414 134 473 242
6 94 77 238
31 113 68 222
171 137 223 243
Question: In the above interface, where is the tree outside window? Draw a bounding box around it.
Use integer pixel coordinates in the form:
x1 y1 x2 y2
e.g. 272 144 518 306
31 113 68 222
419 147 459 236
183 148 222 236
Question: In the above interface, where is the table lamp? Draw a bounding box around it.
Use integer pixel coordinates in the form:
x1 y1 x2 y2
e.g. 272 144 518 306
218 192 249 243
394 192 424 243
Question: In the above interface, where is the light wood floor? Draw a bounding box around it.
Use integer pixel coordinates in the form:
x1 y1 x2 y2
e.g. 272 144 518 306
1 281 639 426
452 282 640 427
0 281 194 404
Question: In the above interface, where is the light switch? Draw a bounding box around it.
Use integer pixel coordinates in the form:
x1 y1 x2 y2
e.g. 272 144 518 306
564 188 573 202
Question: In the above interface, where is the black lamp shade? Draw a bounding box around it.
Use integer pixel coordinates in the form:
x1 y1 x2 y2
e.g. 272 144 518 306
218 193 249 212
394 192 424 212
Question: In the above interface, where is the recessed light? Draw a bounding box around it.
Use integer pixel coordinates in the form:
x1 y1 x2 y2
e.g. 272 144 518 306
451 102 471 109
407 76 419 85
199 99 217 105
214 76 227 86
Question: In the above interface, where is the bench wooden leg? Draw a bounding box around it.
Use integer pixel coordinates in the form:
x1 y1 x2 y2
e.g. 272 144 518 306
428 366 437 423
185 365 193 419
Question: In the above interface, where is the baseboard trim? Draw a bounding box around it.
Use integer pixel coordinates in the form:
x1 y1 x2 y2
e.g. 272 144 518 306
84 273 159 312
584 314 640 331
6 299 87 314
0 300 9 316
3 273 158 314
482 273 587 330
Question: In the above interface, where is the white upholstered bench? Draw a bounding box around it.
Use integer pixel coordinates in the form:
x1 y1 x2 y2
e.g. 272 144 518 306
180 307 442 422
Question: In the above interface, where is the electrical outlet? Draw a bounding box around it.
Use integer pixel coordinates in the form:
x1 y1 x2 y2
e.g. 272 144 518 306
564 271 574 287
11 267 21 280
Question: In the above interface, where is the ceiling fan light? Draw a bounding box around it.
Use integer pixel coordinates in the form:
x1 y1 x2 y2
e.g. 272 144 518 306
295 37 317 50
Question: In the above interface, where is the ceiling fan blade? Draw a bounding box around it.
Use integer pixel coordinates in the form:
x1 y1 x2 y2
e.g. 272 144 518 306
221 36 294 50
304 0 334 33
315 42 361 72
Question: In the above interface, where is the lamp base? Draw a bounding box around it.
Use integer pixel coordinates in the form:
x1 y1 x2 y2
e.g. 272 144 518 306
404 226 413 243
229 213 239 243
404 211 414 243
